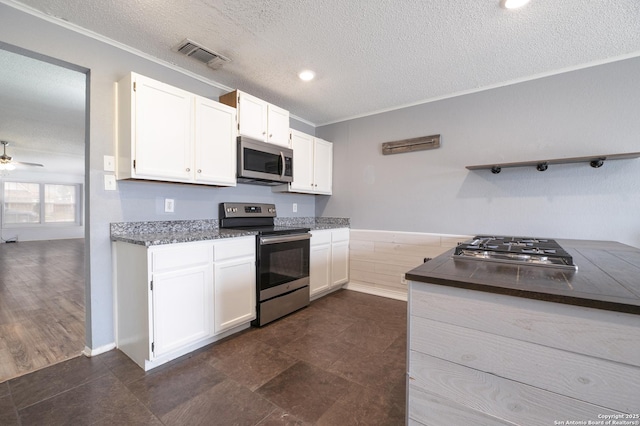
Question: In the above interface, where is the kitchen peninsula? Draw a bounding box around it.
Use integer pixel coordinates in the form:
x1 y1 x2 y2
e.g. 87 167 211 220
405 238 640 425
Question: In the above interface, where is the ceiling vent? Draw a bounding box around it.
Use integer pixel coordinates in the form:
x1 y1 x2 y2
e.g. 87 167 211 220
172 39 231 70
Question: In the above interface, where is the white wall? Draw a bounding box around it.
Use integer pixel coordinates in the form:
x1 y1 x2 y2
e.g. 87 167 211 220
317 57 640 248
0 2 315 351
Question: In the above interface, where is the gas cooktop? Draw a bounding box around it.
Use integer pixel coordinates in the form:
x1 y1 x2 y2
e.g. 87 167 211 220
453 236 578 271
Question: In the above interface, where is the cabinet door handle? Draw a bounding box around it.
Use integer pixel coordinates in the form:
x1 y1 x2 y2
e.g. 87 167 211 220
262 131 267 135
186 168 191 172
197 169 202 173
269 134 273 138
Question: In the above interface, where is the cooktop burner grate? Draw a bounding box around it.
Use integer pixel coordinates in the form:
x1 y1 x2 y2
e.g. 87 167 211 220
453 235 577 271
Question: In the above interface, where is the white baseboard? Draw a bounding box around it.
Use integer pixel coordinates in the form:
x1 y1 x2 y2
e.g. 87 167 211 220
344 281 408 301
83 342 116 357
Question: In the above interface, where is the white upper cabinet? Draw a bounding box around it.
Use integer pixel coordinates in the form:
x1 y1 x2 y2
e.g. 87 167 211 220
119 73 194 181
194 97 237 186
289 129 315 192
274 129 333 195
266 104 291 147
219 90 290 147
117 72 236 186
313 138 333 194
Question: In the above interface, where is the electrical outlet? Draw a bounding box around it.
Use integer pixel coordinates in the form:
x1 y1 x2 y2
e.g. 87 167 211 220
293 203 297 213
104 175 116 191
400 274 407 285
164 198 175 213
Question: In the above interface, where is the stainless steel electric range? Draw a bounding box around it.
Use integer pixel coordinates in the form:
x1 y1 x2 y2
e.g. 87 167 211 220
219 202 311 326
453 235 578 271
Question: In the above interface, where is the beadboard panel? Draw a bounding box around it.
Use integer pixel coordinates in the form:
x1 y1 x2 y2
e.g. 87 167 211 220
350 269 406 290
408 384 514 426
350 249 427 267
410 282 640 366
348 230 470 299
409 352 619 426
411 315 639 413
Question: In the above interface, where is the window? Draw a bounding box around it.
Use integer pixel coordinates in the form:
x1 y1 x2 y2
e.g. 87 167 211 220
2 182 81 226
45 184 77 223
3 182 40 224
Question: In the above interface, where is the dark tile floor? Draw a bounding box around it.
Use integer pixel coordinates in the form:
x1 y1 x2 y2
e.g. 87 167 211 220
0 289 407 425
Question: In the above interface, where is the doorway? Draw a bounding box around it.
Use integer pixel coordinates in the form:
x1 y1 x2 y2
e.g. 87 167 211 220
0 44 88 382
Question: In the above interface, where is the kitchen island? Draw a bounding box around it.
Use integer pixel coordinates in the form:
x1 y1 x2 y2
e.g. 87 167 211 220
405 239 640 425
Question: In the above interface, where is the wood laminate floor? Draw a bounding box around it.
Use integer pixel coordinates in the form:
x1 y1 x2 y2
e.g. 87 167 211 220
1 289 407 425
0 239 85 383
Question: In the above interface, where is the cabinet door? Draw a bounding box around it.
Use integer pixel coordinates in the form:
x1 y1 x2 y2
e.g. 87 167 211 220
266 104 290 147
237 91 268 141
290 129 315 192
152 263 213 358
310 241 331 297
194 97 236 186
214 256 256 334
331 240 349 286
133 75 193 181
313 138 333 194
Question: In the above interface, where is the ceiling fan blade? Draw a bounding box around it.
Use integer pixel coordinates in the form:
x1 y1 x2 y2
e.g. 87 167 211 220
14 161 45 167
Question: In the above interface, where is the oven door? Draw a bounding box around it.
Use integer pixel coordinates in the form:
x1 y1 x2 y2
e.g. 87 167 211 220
257 233 310 301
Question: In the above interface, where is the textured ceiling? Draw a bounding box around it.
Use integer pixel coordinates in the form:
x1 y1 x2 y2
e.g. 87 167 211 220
6 0 640 126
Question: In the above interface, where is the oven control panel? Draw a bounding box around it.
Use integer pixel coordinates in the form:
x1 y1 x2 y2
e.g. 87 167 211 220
220 202 276 218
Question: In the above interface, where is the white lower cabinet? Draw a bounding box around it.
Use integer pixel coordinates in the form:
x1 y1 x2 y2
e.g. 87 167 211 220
331 229 350 286
310 231 332 296
114 237 255 371
213 237 256 334
152 261 212 357
309 228 349 298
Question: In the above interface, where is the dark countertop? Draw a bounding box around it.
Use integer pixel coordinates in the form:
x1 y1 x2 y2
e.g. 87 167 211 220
405 239 640 315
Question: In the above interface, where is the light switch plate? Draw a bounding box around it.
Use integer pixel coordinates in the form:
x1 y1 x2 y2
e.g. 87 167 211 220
104 174 117 191
164 198 175 213
104 155 115 172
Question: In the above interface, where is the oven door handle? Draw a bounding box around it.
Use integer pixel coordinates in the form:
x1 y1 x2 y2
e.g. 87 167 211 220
260 233 311 245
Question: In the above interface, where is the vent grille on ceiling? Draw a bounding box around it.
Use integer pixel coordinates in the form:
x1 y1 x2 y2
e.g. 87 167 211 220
172 39 231 69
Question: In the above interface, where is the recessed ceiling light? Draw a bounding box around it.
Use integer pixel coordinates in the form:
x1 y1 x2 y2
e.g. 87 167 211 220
298 70 315 81
500 0 531 9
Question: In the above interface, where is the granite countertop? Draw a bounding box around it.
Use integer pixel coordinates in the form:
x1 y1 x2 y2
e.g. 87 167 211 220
405 239 640 315
111 217 349 247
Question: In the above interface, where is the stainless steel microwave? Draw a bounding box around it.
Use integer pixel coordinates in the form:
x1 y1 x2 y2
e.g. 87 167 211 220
237 136 293 185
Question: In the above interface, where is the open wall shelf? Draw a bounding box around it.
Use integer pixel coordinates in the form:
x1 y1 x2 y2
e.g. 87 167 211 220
466 152 640 174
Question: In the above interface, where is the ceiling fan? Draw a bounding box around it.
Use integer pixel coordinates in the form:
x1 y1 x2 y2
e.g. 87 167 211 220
0 140 44 171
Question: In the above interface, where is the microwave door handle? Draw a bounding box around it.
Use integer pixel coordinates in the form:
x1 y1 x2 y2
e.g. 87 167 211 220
279 151 286 179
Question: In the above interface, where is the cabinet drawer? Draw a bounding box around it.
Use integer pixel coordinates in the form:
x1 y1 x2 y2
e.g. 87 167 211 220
311 230 331 246
213 237 255 261
331 228 349 243
151 243 212 273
